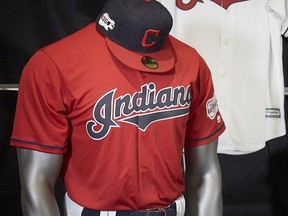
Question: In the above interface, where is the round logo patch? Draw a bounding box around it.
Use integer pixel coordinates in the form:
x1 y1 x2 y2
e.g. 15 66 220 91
141 56 159 69
206 94 219 120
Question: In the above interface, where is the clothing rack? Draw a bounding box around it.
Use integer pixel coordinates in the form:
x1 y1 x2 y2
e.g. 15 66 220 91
1 84 288 95
0 84 19 91
0 84 288 95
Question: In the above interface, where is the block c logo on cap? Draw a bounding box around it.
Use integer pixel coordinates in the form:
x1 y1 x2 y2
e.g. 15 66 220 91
142 29 160 48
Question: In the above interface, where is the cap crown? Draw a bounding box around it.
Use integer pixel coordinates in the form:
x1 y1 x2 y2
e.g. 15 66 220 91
96 0 173 53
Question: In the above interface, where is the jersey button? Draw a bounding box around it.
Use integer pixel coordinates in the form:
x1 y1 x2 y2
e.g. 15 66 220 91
141 73 147 79
143 169 150 176
142 132 149 140
224 39 229 46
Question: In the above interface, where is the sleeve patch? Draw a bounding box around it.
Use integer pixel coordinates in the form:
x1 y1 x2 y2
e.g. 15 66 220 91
206 94 219 120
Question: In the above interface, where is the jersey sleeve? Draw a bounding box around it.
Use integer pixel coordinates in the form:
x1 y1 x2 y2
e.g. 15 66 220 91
10 50 69 154
185 55 225 147
267 0 288 37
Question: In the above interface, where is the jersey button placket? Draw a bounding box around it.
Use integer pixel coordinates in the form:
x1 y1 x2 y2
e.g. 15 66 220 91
219 10 233 113
141 131 150 178
140 131 151 181
141 131 150 176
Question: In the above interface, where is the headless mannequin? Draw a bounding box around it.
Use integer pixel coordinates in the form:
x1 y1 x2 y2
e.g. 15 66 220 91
17 138 222 216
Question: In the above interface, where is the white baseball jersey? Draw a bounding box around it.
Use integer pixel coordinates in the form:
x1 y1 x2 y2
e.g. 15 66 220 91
159 0 288 154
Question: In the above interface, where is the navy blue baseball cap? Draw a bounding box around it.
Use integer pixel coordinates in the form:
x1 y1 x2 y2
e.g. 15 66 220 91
96 0 174 73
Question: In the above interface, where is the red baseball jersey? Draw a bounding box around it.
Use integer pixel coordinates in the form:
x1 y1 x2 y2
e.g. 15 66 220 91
11 23 225 210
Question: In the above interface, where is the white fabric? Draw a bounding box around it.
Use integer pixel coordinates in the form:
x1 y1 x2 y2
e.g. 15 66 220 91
159 0 288 154
64 193 185 216
175 195 185 216
100 211 117 216
64 193 84 216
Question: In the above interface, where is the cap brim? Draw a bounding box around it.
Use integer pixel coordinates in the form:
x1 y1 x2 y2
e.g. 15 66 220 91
105 37 175 73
